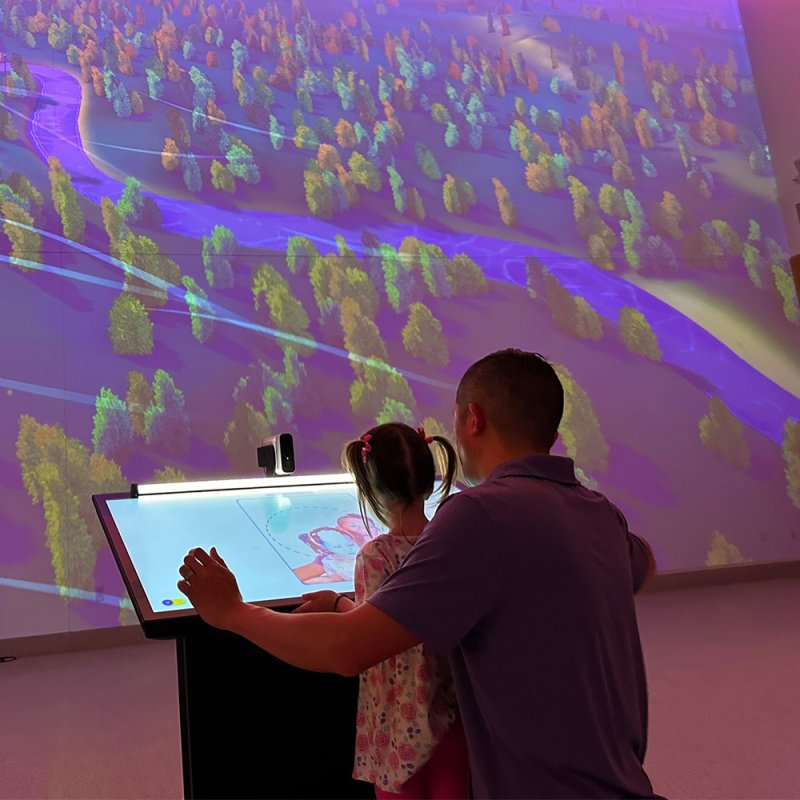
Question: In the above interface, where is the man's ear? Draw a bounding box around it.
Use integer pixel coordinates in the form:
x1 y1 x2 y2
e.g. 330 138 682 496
550 430 559 450
468 402 487 435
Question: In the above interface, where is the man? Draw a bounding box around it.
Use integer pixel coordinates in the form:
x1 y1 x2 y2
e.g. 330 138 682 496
178 349 660 799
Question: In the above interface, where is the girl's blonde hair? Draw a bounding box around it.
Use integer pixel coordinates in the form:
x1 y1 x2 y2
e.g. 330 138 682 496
342 422 458 531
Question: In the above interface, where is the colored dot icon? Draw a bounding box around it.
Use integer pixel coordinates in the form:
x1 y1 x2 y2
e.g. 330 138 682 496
162 598 187 607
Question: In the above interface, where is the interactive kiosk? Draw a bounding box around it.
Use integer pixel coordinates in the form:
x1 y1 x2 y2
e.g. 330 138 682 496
93 473 381 799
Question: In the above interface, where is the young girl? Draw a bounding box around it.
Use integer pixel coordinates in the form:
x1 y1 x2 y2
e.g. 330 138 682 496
297 422 470 799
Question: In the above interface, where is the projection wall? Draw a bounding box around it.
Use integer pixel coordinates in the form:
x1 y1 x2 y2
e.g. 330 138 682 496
1 0 799 639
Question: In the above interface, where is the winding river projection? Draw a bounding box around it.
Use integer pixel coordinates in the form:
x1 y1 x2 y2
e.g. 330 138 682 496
27 64 800 442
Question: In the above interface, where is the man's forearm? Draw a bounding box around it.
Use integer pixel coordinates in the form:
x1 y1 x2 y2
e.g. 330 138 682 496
225 603 359 675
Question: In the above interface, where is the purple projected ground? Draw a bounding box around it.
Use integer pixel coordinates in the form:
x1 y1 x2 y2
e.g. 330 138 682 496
20 63 800 443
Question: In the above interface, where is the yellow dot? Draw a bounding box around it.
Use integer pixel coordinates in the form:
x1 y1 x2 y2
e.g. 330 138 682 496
172 598 186 606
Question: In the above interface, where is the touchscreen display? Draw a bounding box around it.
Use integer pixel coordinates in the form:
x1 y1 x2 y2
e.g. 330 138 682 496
95 478 450 628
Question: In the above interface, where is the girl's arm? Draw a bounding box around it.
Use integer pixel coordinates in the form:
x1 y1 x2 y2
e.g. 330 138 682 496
335 594 356 611
293 590 355 613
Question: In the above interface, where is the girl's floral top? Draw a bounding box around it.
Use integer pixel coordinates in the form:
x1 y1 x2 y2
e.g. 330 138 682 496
352 533 459 793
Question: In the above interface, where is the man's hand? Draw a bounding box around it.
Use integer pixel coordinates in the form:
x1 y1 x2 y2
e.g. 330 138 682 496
293 590 339 614
177 547 244 629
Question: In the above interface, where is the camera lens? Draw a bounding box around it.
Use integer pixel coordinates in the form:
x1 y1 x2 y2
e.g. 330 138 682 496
279 434 295 471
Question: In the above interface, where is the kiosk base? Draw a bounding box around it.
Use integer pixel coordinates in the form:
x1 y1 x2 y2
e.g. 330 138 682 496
176 624 373 799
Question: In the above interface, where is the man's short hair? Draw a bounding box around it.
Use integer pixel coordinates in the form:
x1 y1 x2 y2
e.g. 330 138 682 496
456 349 564 450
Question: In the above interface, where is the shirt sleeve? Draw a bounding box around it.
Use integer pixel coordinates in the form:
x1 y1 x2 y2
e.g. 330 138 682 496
367 493 502 654
610 504 652 592
353 539 394 605
628 533 653 593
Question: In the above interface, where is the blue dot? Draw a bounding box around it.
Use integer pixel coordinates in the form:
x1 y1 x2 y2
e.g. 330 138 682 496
162 599 174 606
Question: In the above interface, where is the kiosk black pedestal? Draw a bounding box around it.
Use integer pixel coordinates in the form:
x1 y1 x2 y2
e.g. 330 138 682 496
93 474 380 800
175 621 371 799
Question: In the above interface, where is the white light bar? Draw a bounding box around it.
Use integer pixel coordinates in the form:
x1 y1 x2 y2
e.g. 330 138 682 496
131 473 354 497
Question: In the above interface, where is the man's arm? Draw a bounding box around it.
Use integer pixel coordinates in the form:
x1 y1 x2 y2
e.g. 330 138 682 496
630 532 656 592
178 547 419 676
224 601 420 676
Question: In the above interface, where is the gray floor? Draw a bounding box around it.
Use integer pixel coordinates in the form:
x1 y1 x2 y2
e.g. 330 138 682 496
2 578 799 800
1 635 182 800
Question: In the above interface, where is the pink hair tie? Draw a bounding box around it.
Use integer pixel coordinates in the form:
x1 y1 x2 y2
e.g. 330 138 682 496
361 434 373 464
417 427 434 444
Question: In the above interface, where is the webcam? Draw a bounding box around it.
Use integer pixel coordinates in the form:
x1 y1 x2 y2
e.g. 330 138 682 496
257 433 295 476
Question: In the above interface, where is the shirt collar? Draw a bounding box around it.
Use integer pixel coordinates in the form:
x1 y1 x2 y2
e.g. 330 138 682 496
486 454 580 486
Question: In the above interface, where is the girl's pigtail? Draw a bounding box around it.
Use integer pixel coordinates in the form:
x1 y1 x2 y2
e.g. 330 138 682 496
342 435 388 530
343 439 372 534
431 435 458 503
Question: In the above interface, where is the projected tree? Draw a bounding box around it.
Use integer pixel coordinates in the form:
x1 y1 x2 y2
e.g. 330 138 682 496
783 420 800 509
618 307 662 361
555 366 609 475
108 295 154 355
699 398 750 469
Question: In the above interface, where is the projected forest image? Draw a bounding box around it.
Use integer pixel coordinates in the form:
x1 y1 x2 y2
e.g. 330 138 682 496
1 0 799 637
